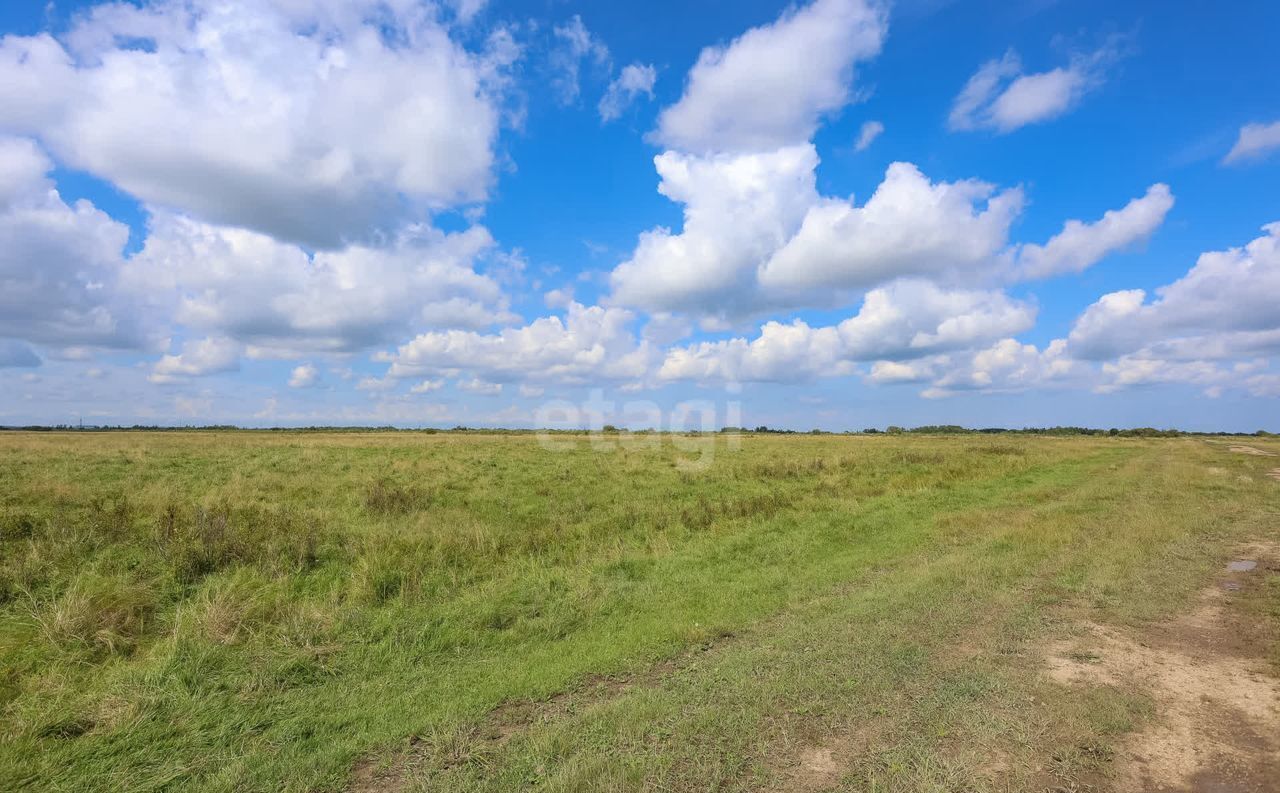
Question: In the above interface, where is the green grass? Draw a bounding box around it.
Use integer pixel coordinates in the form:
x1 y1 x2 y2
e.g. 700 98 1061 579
0 432 1276 791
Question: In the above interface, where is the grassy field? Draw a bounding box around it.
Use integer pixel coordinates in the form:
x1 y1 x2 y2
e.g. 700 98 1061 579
0 431 1277 792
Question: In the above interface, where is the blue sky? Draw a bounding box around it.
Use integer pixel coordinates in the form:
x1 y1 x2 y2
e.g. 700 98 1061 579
1 0 1278 430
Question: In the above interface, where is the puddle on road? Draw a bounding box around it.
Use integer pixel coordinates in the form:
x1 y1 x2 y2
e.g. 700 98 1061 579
1226 560 1258 572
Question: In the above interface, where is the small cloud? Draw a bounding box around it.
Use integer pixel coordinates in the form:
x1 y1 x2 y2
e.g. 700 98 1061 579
551 15 610 105
854 120 884 152
446 0 487 24
356 376 397 392
457 377 503 395
410 378 444 394
1224 120 1280 164
544 288 574 309
582 239 609 257
288 363 319 388
150 337 240 383
599 62 657 122
949 38 1126 133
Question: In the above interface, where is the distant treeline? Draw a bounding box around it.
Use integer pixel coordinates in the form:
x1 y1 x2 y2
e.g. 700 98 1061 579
738 425 1274 437
1 423 1273 437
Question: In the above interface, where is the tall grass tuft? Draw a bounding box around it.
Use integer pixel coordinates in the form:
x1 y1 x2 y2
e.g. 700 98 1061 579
363 478 431 516
31 572 155 657
154 503 329 583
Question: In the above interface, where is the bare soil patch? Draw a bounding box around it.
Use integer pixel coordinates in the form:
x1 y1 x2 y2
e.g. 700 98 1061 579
1046 544 1280 792
1226 445 1276 457
762 727 880 793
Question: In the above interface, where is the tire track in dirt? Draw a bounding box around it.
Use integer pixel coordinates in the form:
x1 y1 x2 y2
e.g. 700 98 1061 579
346 630 741 792
1045 543 1280 792
1225 445 1276 457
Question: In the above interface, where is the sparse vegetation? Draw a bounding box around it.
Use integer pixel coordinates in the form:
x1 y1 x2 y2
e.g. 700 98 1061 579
0 431 1276 791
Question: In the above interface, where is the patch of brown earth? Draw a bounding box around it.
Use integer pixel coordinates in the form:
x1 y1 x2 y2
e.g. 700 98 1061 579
793 744 844 789
1045 545 1280 792
1226 445 1276 457
348 737 420 793
764 727 880 793
1267 468 1280 482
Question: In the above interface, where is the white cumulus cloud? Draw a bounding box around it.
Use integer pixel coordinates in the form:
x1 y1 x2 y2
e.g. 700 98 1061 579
129 214 513 357
0 0 509 248
288 363 319 389
1068 223 1280 363
1015 184 1174 279
0 136 152 352
949 41 1122 134
150 337 241 383
658 280 1035 384
654 0 886 153
759 162 1024 295
610 145 820 317
378 302 653 385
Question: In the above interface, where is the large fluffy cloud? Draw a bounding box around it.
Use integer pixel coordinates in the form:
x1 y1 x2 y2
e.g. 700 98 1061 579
610 147 1167 320
1061 223 1280 396
658 280 1035 383
759 163 1024 293
0 0 508 248
0 137 151 351
615 1 1166 328
1016 184 1173 279
659 320 849 383
920 339 1079 398
377 302 654 384
837 281 1035 359
150 336 241 383
127 214 513 357
609 145 819 317
654 0 886 153
1068 223 1280 362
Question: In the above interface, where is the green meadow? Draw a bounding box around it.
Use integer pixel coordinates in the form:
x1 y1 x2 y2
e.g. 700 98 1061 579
0 431 1276 791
